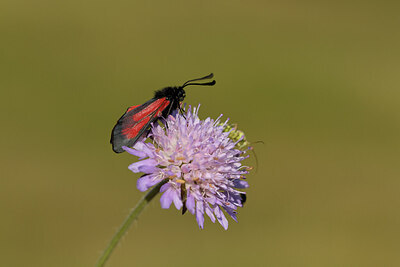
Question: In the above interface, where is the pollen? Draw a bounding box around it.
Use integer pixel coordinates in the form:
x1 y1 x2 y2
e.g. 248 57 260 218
176 179 185 184
176 156 186 161
168 175 177 179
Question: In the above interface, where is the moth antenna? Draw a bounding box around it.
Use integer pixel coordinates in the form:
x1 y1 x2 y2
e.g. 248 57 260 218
182 80 216 88
182 73 215 87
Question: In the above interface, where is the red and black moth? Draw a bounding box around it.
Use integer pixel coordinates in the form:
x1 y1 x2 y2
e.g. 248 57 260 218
110 73 216 153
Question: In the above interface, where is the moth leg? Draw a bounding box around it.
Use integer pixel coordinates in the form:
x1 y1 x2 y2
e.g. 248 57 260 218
179 106 186 119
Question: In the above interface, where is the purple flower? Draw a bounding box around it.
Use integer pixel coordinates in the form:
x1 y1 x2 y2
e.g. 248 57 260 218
123 105 250 230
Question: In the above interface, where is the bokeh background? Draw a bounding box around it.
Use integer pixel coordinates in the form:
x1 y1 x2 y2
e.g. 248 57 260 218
1 1 400 266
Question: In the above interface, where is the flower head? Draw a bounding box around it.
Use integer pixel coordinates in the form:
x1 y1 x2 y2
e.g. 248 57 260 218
123 105 250 229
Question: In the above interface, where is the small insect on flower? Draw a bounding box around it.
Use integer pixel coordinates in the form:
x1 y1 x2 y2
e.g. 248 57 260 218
221 123 251 151
110 74 216 153
123 106 251 230
221 122 261 181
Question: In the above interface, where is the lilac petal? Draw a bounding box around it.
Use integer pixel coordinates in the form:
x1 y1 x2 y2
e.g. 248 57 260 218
196 201 205 229
172 190 183 210
166 165 182 178
186 193 196 214
205 205 216 223
214 206 229 230
160 183 171 192
221 191 243 206
206 196 217 206
160 188 174 209
138 165 159 174
163 170 177 178
233 194 244 206
133 142 154 157
122 146 147 158
233 179 249 188
136 174 159 192
181 164 191 173
128 159 158 173
223 207 238 222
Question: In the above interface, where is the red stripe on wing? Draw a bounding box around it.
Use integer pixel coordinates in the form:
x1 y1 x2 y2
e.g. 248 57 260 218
122 115 152 139
121 98 170 139
126 104 141 112
131 98 169 121
155 99 170 116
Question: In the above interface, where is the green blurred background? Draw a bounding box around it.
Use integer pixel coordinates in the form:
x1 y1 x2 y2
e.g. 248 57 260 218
1 0 400 266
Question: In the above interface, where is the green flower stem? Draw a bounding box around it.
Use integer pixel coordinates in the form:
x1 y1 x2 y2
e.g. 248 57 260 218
96 179 168 267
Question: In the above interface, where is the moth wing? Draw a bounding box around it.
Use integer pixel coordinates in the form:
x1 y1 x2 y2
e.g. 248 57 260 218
110 98 170 153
